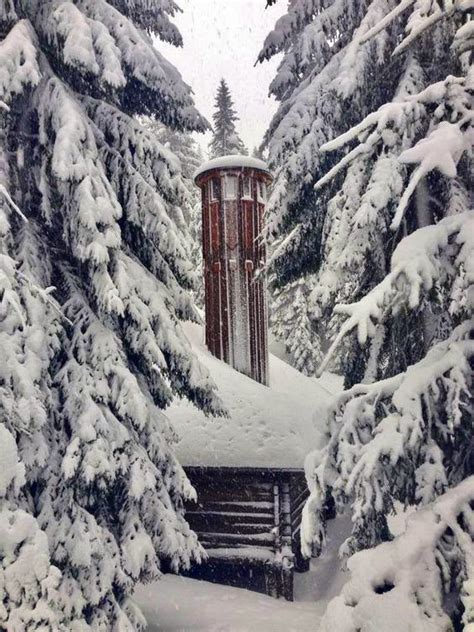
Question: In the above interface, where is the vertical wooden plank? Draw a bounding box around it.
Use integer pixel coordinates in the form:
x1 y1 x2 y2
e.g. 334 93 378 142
202 184 210 351
255 197 266 385
281 565 294 601
204 264 210 351
273 482 280 553
280 480 292 548
221 175 228 366
251 175 258 382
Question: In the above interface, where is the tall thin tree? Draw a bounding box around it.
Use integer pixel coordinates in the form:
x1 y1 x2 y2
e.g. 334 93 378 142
209 79 247 158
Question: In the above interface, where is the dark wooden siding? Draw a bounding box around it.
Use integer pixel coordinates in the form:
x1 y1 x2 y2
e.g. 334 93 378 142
185 467 309 555
185 468 276 554
196 167 271 385
289 472 310 535
184 467 310 600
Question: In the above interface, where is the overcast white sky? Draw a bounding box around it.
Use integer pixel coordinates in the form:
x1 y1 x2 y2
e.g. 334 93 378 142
155 0 286 156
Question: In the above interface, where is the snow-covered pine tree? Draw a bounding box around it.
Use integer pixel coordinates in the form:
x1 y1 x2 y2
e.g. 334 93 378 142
0 2 222 629
0 252 66 629
252 145 266 160
143 119 204 307
294 3 473 630
270 276 321 375
257 0 364 373
258 0 450 378
209 79 247 158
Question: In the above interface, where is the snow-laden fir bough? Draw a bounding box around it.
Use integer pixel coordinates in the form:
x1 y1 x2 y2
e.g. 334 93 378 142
143 118 205 308
0 1 223 629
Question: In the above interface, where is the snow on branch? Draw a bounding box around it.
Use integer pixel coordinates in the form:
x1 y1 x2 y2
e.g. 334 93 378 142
0 20 41 104
0 184 28 223
16 270 72 326
340 326 472 495
318 75 470 157
313 134 376 192
358 0 416 45
0 503 64 628
314 75 473 232
454 18 474 54
359 0 471 57
317 211 474 376
265 224 302 269
392 122 473 230
391 0 470 56
0 424 25 497
303 322 473 560
320 477 474 632
257 0 319 62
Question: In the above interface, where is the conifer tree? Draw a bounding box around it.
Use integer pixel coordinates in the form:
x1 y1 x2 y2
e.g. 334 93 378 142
257 1 364 373
0 1 221 628
252 145 265 160
262 2 473 629
209 79 247 158
270 276 321 375
145 119 204 307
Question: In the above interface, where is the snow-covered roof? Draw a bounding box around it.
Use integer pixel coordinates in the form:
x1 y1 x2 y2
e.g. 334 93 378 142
194 155 271 182
168 322 338 469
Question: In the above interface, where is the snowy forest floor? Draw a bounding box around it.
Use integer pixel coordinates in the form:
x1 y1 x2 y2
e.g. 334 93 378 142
134 515 352 631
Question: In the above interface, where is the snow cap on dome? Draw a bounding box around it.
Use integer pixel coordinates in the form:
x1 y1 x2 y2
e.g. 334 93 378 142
194 155 271 182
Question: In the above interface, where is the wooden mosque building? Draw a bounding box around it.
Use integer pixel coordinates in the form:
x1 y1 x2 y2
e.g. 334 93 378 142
166 156 333 600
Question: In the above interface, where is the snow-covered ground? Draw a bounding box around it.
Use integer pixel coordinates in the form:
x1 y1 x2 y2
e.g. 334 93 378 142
135 577 320 632
135 515 352 631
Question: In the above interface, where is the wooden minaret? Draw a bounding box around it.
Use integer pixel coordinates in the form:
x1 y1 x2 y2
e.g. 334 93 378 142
194 156 272 385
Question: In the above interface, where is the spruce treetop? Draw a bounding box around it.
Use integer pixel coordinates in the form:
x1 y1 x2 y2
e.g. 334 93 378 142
209 79 247 158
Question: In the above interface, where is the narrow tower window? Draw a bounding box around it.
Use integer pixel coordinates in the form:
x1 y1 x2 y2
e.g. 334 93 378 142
209 178 218 201
224 175 237 200
242 176 252 199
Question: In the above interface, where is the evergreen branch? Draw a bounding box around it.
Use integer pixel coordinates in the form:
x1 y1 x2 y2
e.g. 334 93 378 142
359 0 416 45
0 184 28 223
317 211 474 376
16 270 73 326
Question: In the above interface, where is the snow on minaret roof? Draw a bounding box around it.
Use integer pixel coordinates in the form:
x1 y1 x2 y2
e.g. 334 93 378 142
193 155 271 181
168 322 339 469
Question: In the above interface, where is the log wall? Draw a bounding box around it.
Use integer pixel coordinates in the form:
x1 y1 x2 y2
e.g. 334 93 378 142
184 467 310 600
